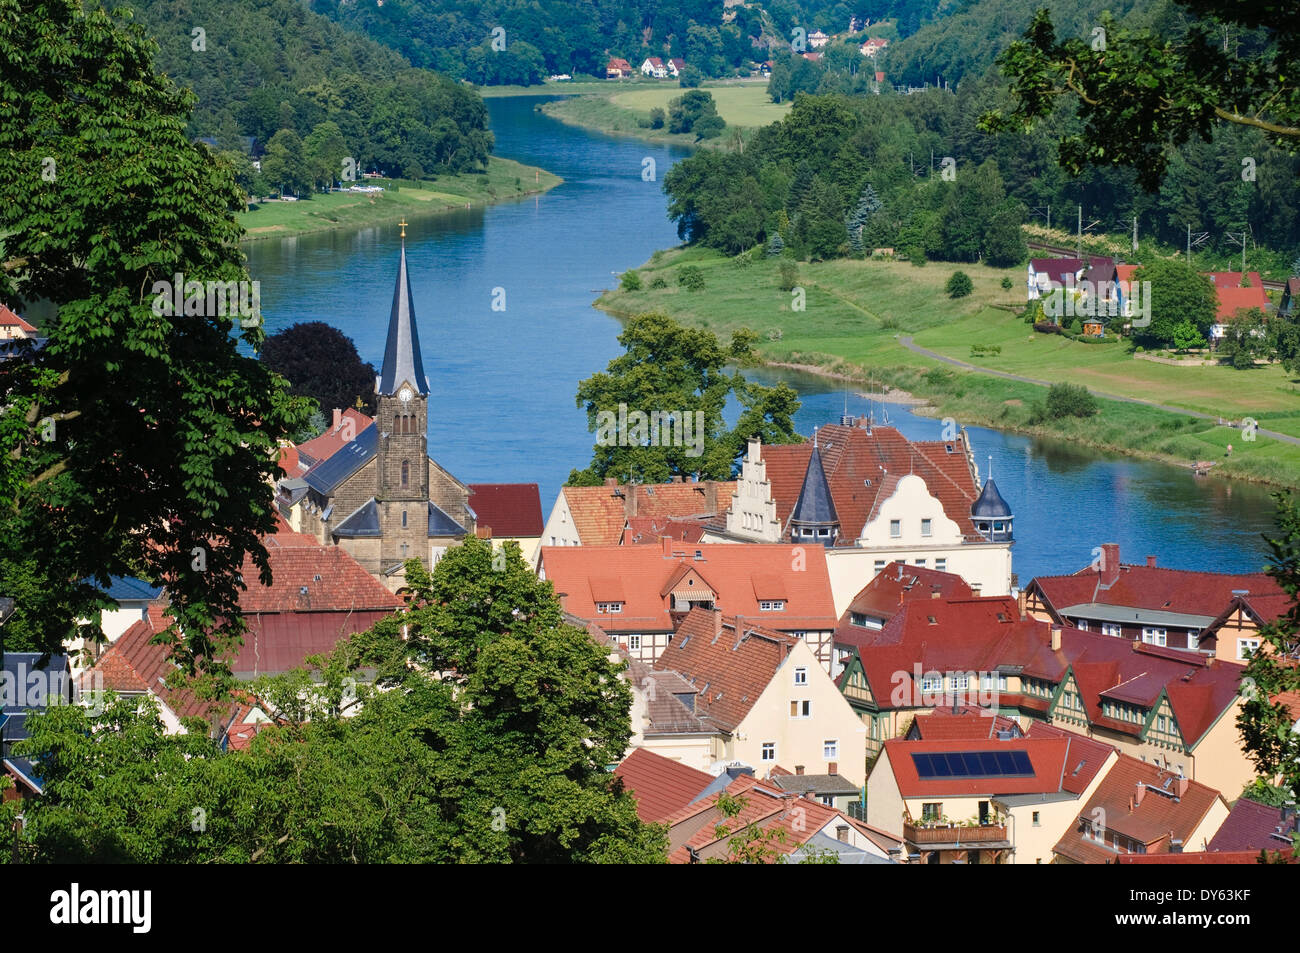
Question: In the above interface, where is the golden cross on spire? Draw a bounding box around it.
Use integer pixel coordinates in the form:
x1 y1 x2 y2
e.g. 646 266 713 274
398 219 408 239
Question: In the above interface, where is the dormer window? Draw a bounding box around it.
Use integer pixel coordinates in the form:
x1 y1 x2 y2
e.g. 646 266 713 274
596 602 624 614
759 600 785 611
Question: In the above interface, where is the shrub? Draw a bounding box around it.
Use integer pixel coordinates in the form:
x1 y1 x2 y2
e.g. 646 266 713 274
1044 382 1098 419
678 265 705 291
650 276 668 289
946 271 973 298
649 107 666 129
619 270 642 291
1001 276 1014 290
1068 318 1083 335
778 261 799 292
1033 322 1064 335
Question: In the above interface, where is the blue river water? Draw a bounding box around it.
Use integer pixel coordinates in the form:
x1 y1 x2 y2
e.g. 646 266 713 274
244 95 1279 582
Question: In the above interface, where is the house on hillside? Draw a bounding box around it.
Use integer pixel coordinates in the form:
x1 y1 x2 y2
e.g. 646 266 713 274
1024 542 1284 659
807 30 830 49
860 37 889 57
606 57 633 78
1202 271 1270 344
705 425 1015 612
1053 754 1230 862
0 304 37 340
640 57 667 78
668 58 686 77
1027 258 1086 302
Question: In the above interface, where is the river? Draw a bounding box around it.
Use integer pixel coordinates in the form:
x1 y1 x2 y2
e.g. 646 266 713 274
245 95 1278 581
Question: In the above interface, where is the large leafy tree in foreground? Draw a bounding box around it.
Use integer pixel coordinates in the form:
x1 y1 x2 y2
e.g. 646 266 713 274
1239 493 1300 851
569 312 802 484
13 540 667 863
0 0 308 679
980 1 1299 191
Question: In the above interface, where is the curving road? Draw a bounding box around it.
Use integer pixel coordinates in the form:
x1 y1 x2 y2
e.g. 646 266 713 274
897 335 1300 447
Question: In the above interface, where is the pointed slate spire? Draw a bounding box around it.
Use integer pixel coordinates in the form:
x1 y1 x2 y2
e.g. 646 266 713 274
378 229 428 396
790 435 838 545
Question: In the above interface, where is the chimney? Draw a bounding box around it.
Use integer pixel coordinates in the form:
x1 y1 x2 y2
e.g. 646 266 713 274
1134 782 1146 807
713 607 722 638
795 765 805 775
1100 543 1121 587
1174 776 1189 798
1017 588 1028 620
1146 555 1157 568
604 477 618 488
828 762 838 776
627 485 638 518
1050 625 1062 651
332 408 343 431
662 535 673 558
670 475 683 483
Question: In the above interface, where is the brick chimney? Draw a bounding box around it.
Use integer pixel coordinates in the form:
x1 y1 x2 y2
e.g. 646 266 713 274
1146 555 1157 568
1050 625 1062 651
604 477 618 487
1100 543 1121 586
1174 776 1189 797
1017 588 1028 620
795 765 805 775
1133 782 1146 807
713 607 722 638
626 485 638 518
828 762 838 776
662 535 673 558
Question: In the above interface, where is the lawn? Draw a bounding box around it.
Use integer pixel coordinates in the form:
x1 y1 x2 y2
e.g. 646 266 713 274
239 157 560 240
599 248 1300 486
611 82 790 128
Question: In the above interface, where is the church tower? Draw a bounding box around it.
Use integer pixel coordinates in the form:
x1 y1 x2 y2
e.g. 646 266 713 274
375 221 431 568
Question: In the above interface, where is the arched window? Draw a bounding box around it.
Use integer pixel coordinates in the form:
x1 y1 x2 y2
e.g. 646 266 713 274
401 460 409 487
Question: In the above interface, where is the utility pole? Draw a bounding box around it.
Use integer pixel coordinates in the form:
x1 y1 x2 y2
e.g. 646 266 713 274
1077 205 1082 258
1132 216 1138 254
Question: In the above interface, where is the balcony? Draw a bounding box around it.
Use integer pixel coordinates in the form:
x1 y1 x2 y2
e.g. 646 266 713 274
904 820 1009 847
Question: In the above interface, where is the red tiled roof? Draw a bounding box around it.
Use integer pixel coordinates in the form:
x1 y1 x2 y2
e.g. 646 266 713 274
883 737 1071 798
835 560 972 641
1030 553 1280 621
0 304 36 331
1024 722 1115 795
540 540 836 634
607 57 632 69
622 516 710 544
613 748 714 822
294 409 374 468
560 481 735 546
1053 755 1226 862
1206 797 1299 852
1113 849 1295 864
237 545 402 613
760 425 981 542
911 705 1020 741
1115 264 1140 284
467 483 543 538
844 595 1244 746
653 609 800 732
1203 271 1263 290
1213 284 1270 322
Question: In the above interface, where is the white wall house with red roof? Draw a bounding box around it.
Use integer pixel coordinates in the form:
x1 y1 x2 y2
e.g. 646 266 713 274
705 425 1015 614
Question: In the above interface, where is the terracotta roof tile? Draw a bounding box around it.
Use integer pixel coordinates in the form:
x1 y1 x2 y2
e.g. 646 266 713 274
467 483 544 538
1206 798 1299 852
883 736 1071 798
613 748 714 822
561 481 735 546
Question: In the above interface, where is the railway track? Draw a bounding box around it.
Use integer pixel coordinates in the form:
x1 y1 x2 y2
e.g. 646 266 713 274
1024 240 1286 291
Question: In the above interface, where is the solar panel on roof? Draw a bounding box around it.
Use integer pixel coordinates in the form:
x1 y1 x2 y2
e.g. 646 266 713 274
911 749 1035 780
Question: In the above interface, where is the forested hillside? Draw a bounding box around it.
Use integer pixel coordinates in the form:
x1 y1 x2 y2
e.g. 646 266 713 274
113 0 492 176
308 0 946 83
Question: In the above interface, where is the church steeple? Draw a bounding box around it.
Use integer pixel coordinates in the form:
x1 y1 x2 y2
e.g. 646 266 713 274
378 222 428 397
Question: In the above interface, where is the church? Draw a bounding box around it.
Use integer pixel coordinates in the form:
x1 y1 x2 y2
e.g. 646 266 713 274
288 226 476 590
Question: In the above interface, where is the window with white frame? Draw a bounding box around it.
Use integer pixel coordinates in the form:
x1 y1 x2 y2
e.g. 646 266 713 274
889 519 901 538
915 558 926 567
1075 619 1089 631
790 700 811 718
759 600 786 611
1101 622 1122 637
794 666 808 686
1188 629 1201 651
921 674 942 693
952 673 969 691
1141 627 1167 646
1238 638 1261 660
596 602 624 614
921 518 932 537
761 742 776 761
873 560 886 573
935 558 947 572
627 634 641 651
823 740 838 760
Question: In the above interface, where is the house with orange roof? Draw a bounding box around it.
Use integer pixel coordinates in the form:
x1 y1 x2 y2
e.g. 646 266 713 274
704 424 1014 613
1202 270 1270 344
539 537 838 665
613 747 714 822
605 57 633 78
1052 753 1230 862
1024 542 1284 660
661 773 896 863
537 477 734 561
645 608 868 783
0 304 37 340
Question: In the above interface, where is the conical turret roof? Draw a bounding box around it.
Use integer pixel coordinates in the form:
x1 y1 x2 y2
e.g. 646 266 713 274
378 244 428 396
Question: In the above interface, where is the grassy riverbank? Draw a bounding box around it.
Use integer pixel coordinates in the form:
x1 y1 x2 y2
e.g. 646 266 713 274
596 247 1300 488
238 157 561 241
537 79 786 144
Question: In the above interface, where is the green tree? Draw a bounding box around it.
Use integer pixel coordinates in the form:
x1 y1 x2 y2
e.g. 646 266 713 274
1171 318 1207 353
1133 259 1217 348
262 128 312 196
620 269 642 291
1042 382 1098 419
570 312 800 482
678 265 706 291
1216 307 1267 367
767 231 786 257
946 271 973 298
844 183 882 254
303 120 349 192
679 65 704 88
0 0 308 670
981 4 1300 191
668 89 722 136
649 106 666 129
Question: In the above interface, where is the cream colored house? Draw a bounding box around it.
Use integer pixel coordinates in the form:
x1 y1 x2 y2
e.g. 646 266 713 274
648 608 869 784
703 425 1014 616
